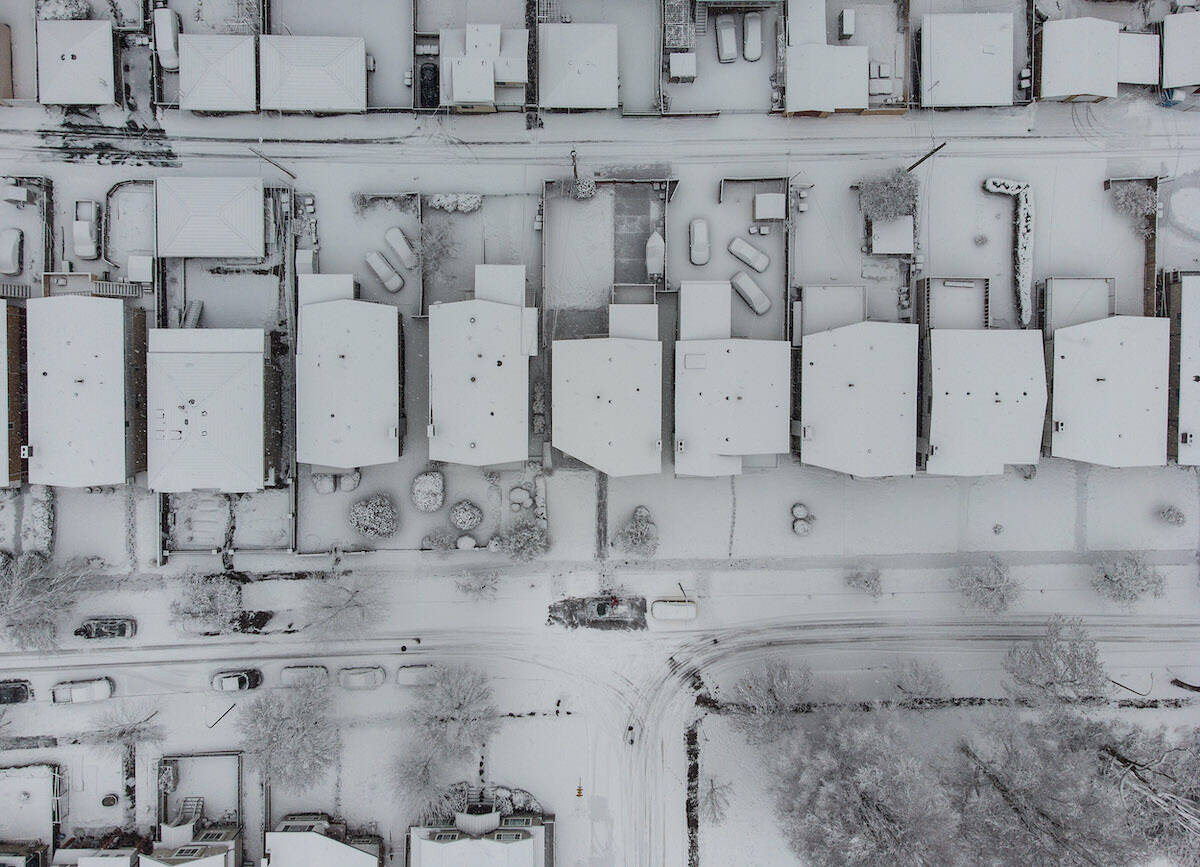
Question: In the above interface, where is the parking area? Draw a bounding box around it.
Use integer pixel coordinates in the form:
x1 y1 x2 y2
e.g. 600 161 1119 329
827 0 907 109
663 7 780 114
0 180 48 288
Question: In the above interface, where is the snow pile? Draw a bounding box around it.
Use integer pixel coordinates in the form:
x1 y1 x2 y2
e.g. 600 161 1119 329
349 494 399 539
420 527 456 552
449 500 483 531
427 193 482 213
411 471 445 513
983 178 1034 327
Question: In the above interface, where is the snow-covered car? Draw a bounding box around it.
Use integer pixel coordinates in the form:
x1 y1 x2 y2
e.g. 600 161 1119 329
0 228 22 276
210 669 263 692
715 14 737 63
727 236 770 273
743 12 763 62
365 250 404 293
153 8 182 71
645 230 665 279
650 599 699 621
384 226 419 270
74 617 136 639
338 666 386 690
395 663 432 686
73 201 101 260
280 665 329 686
731 270 771 315
0 679 31 704
689 218 710 266
52 677 114 704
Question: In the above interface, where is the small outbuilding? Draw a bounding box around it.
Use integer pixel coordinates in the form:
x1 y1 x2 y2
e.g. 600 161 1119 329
179 35 258 113
155 177 266 259
920 14 1014 107
36 19 115 106
1118 31 1160 87
537 23 619 110
1037 17 1117 102
259 35 367 113
784 43 868 115
1162 12 1200 91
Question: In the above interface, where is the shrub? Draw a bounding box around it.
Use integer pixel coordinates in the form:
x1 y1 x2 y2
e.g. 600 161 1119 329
449 500 484 531
37 0 90 19
857 168 918 222
951 557 1022 614
169 573 242 635
844 564 882 597
411 471 445 512
1158 505 1186 527
1110 180 1156 238
349 494 398 539
894 658 949 699
456 572 500 601
421 527 456 552
495 520 550 562
612 506 659 558
1091 553 1164 605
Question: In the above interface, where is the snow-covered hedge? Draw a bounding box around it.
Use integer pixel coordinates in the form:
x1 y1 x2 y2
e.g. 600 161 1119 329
427 193 482 213
983 178 1034 327
349 494 398 539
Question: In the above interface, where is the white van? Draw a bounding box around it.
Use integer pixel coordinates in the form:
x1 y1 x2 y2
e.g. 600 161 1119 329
153 9 182 72
731 270 771 315
651 599 699 621
384 227 419 270
727 236 770 273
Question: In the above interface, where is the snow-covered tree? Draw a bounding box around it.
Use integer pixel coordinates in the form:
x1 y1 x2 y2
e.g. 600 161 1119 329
494 520 550 562
775 709 963 866
894 658 950 700
951 556 1022 614
37 0 90 20
1003 615 1108 705
238 676 338 790
85 701 165 755
612 505 659 558
449 500 484 531
1158 505 1186 527
1110 180 1157 239
0 552 91 649
843 563 882 598
349 494 398 539
394 745 455 822
699 776 732 825
299 573 385 633
409 665 499 756
455 571 500 601
170 573 243 635
730 660 820 744
1091 553 1165 605
857 168 918 222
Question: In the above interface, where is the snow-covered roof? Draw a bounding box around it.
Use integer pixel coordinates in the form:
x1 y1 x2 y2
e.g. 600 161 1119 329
1051 315 1168 467
925 329 1046 476
147 328 266 493
179 35 257 113
259 36 366 113
920 14 1014 107
298 273 356 309
537 23 619 109
1174 275 1200 465
1162 12 1200 89
870 215 914 255
674 339 791 476
1117 31 1159 86
787 0 827 44
921 277 989 330
1039 18 1117 100
264 830 379 867
408 825 545 867
27 296 131 487
785 43 868 114
297 299 401 470
1042 277 1113 335
440 25 528 106
155 177 265 259
428 298 536 466
0 765 56 848
798 285 867 337
553 337 662 476
800 321 917 477
36 19 114 105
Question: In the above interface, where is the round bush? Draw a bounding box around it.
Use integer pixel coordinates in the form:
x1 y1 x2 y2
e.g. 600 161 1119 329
349 495 398 539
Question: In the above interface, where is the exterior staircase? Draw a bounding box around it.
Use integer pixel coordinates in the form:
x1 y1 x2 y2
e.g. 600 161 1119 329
695 1 708 34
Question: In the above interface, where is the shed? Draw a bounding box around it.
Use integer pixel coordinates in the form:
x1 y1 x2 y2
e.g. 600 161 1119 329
1038 18 1117 102
920 14 1014 107
155 177 265 259
36 19 114 105
784 43 868 115
1162 12 1200 90
537 23 619 109
869 215 914 255
179 35 257 112
259 35 366 113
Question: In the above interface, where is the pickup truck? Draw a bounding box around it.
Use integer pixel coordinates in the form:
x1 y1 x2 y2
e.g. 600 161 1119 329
52 677 114 704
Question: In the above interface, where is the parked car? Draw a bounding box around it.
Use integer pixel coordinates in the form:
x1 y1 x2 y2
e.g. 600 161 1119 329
715 14 738 63
731 270 771 315
52 677 114 704
395 663 433 686
153 8 182 71
280 665 329 686
650 599 699 621
73 200 101 260
743 12 763 61
419 61 440 108
0 679 31 704
688 218 710 266
384 226 419 270
365 250 404 293
0 228 22 276
727 236 770 273
210 669 263 692
74 617 136 640
338 666 386 690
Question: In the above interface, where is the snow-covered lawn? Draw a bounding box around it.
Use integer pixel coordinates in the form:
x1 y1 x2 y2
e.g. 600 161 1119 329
1085 465 1199 551
543 187 616 311
56 487 129 570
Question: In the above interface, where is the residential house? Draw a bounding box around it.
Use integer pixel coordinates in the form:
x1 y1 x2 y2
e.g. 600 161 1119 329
1165 271 1200 464
407 802 553 867
0 764 62 867
1036 18 1158 101
262 813 382 866
1162 12 1200 106
36 20 115 106
142 821 239 867
439 24 528 112
259 36 366 113
537 24 618 110
155 177 266 259
783 0 869 115
179 35 257 113
919 14 1014 108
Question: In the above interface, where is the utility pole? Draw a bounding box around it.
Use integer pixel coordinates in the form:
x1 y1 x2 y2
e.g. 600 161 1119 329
906 141 947 173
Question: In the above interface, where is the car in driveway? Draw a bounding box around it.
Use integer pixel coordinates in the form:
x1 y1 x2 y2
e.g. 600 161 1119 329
419 61 440 108
52 677 114 704
689 218 710 266
73 200 101 260
74 617 136 639
715 14 738 63
0 228 22 276
650 599 699 621
728 236 770 273
365 250 404 293
280 665 329 686
211 669 263 692
395 663 433 686
339 666 386 690
743 12 763 61
731 270 771 315
384 226 419 270
0 679 31 704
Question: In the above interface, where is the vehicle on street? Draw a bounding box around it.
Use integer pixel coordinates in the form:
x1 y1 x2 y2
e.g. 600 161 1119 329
365 250 404 293
727 236 770 272
153 8 182 71
731 270 771 315
689 218 710 265
73 200 101 260
280 665 329 686
74 617 136 639
743 12 763 61
384 226 419 269
0 680 31 704
52 677 114 704
651 599 699 621
210 669 263 692
0 228 22 276
339 666 386 690
715 14 738 63
395 663 433 686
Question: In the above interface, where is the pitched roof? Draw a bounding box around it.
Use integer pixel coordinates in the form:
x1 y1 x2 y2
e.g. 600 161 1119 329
259 36 366 112
920 14 1014 107
179 35 257 112
36 19 114 105
155 177 265 259
537 23 618 109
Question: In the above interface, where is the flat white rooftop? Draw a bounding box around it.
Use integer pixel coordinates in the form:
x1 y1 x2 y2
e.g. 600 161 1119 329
800 320 917 477
27 296 130 487
297 299 401 470
1051 315 1168 467
1118 31 1159 86
926 329 1046 476
0 764 56 847
785 43 868 114
920 14 1014 107
409 825 545 867
259 35 367 113
37 19 114 105
264 830 379 867
1162 12 1200 90
1039 17 1117 100
675 339 790 477
1175 275 1200 465
155 177 265 259
537 23 619 109
553 337 662 477
147 328 266 493
179 35 258 113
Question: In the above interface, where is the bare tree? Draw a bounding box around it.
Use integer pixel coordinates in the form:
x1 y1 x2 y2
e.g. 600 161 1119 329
299 573 385 633
1091 553 1165 606
698 776 732 825
455 572 500 602
85 701 165 755
951 556 1022 614
894 658 950 700
394 744 455 822
0 552 91 649
238 676 338 789
1002 615 1108 705
170 573 243 634
843 563 882 598
409 665 500 756
857 168 919 222
612 506 659 558
494 520 550 562
729 659 820 744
